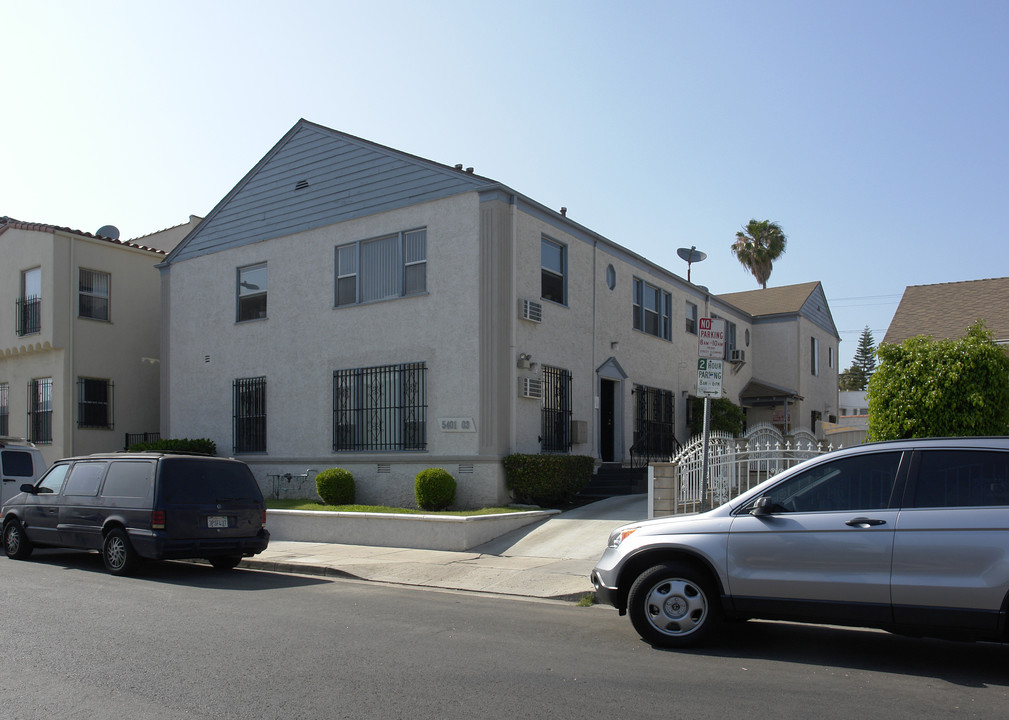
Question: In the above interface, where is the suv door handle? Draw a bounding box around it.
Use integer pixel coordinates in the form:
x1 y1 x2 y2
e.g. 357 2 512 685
845 517 886 527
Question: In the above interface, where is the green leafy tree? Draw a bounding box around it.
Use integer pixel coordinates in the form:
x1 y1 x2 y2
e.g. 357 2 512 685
838 364 865 391
866 320 1009 441
688 397 746 437
731 219 787 289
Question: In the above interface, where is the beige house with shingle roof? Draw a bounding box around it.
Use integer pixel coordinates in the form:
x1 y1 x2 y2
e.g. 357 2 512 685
718 281 840 432
883 277 1009 346
0 216 199 466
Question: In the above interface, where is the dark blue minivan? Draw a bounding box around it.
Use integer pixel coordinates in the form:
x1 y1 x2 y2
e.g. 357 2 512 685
1 453 269 575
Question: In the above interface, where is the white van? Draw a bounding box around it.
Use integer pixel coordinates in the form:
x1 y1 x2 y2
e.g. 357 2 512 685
0 438 46 506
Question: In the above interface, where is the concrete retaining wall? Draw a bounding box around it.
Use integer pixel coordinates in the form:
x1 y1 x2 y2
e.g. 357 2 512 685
265 508 559 552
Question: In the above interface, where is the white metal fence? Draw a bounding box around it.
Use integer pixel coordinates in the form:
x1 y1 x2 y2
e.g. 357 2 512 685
651 423 847 517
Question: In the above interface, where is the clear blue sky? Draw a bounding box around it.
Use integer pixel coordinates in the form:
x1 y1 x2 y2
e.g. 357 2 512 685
3 0 1006 370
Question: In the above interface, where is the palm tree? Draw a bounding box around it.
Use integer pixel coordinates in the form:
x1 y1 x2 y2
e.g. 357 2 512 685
731 219 787 289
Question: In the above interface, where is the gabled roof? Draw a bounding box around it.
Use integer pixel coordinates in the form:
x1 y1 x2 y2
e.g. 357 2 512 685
0 216 168 255
164 120 498 264
883 277 1009 345
717 281 839 338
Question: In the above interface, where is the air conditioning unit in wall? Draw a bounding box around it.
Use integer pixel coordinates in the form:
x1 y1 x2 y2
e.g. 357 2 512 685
520 299 543 323
520 377 543 399
730 349 746 363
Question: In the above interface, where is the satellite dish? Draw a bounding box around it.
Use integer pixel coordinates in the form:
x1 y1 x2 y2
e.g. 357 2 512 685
676 246 707 282
96 225 120 240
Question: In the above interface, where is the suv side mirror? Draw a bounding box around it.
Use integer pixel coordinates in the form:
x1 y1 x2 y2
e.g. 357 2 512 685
20 483 37 494
750 496 778 517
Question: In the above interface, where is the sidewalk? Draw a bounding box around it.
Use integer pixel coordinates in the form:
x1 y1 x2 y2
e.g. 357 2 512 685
240 494 648 601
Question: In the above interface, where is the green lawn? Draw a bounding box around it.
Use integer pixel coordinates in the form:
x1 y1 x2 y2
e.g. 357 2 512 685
266 499 525 516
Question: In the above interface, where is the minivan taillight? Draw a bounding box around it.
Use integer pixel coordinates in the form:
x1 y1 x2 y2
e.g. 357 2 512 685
152 510 166 530
262 509 267 528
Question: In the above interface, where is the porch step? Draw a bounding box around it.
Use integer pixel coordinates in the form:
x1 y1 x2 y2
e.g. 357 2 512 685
578 464 647 500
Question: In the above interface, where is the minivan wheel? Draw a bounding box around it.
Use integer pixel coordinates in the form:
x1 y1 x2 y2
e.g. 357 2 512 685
3 519 34 560
208 555 242 570
627 562 721 648
103 528 139 576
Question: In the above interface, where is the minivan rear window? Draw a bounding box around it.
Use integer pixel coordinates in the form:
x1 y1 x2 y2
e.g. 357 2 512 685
101 461 155 500
158 459 262 504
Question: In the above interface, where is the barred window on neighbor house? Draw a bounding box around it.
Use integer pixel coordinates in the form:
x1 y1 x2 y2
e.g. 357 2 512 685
541 365 572 453
237 264 268 322
77 378 114 429
17 267 41 336
79 269 111 321
28 377 53 444
335 228 427 307
0 382 9 436
233 376 267 453
633 278 671 340
333 362 427 452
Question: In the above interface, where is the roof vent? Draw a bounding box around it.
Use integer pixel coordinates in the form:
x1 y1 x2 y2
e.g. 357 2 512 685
465 167 474 174
96 225 120 240
454 164 463 170
560 207 567 216
295 179 309 191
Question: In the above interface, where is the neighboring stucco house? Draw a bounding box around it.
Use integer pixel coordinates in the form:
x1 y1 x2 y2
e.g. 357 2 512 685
0 216 199 467
718 282 841 432
159 119 839 507
884 277 1009 347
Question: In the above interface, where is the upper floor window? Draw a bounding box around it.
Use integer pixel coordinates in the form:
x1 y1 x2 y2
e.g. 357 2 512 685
633 278 671 340
77 377 114 429
336 228 427 307
811 337 820 376
828 346 834 369
725 321 738 356
79 269 111 321
237 264 267 322
333 362 427 452
685 301 698 334
541 236 566 305
233 376 267 453
17 267 41 336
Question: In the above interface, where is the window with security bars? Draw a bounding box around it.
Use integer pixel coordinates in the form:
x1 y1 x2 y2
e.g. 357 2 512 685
0 383 8 436
27 378 52 444
333 363 426 452
335 228 427 307
17 267 41 336
233 377 267 453
541 366 572 453
77 378 114 428
633 384 676 461
79 269 111 320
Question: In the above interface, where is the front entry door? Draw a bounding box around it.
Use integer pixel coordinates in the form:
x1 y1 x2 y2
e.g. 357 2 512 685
600 379 616 462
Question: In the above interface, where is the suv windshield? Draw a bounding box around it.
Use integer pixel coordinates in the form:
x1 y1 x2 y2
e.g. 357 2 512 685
159 459 262 504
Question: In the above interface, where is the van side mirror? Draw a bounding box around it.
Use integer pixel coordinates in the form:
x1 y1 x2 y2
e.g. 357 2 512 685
750 496 778 517
20 483 37 494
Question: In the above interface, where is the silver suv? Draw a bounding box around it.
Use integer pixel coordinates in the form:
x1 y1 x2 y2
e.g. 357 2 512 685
591 437 1009 647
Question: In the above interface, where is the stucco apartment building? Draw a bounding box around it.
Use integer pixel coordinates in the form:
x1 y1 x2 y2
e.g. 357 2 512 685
0 216 200 466
159 120 839 507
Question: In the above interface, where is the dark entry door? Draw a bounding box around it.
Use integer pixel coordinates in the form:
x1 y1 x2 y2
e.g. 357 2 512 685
600 379 616 462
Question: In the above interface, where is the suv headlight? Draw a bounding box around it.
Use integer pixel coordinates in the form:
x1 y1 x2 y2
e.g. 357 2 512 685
608 525 639 548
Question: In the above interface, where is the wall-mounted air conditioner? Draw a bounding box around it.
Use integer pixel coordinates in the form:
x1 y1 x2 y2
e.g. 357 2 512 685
520 377 543 399
520 299 543 323
730 349 746 363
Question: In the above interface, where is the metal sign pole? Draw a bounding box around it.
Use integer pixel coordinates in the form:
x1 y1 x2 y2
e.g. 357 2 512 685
700 396 711 511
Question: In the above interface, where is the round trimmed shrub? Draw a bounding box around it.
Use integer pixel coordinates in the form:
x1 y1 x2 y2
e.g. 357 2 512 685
315 468 355 505
415 468 456 511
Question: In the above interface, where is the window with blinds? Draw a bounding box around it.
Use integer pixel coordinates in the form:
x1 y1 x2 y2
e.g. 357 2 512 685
79 268 111 321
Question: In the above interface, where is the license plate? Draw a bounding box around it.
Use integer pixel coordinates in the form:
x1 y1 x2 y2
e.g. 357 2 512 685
207 515 229 529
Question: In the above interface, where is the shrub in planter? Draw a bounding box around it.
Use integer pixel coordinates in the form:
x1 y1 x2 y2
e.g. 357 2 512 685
415 468 456 511
315 468 355 505
502 454 594 507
